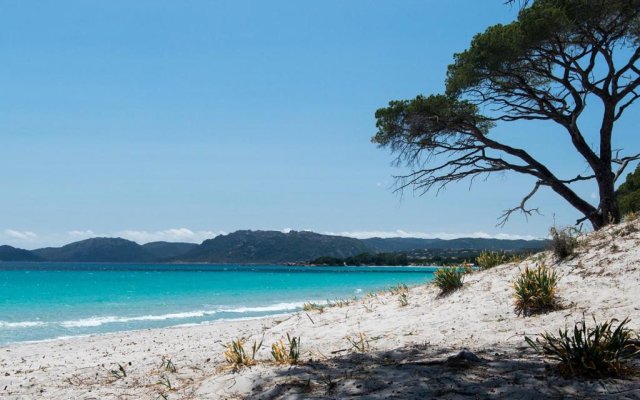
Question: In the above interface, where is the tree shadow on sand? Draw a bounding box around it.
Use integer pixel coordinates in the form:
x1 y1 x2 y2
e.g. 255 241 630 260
244 344 640 399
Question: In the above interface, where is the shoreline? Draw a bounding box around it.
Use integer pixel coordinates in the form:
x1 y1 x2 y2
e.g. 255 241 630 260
0 312 297 349
2 221 639 398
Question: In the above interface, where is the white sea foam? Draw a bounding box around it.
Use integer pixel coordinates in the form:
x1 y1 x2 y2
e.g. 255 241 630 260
60 310 218 328
3 302 322 332
218 301 325 314
0 321 47 328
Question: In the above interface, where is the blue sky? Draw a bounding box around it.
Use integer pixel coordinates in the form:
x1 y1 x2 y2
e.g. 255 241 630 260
1 1 637 248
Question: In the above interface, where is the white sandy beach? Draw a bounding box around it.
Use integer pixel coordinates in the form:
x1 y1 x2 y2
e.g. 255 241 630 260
2 220 640 399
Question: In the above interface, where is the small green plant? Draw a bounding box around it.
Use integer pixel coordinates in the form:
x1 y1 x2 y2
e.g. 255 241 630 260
433 267 464 295
550 227 579 259
303 302 325 313
319 374 337 394
157 375 173 390
476 251 509 270
345 332 370 353
271 333 301 365
159 357 176 373
330 298 352 308
223 337 263 370
513 263 559 315
398 293 409 307
526 317 640 377
109 363 127 380
389 283 408 295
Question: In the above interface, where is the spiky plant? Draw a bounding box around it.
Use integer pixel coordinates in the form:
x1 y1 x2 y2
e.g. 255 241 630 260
513 263 559 315
345 332 370 353
476 251 509 270
398 293 409 307
526 317 640 377
433 267 464 295
389 283 409 295
302 302 325 313
223 337 263 370
271 333 301 365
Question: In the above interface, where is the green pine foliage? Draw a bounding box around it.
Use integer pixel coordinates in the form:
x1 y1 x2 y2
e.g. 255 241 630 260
616 164 640 216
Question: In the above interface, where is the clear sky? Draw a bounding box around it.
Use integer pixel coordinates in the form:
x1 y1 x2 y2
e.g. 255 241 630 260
1 1 637 249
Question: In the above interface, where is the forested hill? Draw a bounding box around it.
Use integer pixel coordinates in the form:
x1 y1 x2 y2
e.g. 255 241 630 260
178 230 370 263
0 231 548 263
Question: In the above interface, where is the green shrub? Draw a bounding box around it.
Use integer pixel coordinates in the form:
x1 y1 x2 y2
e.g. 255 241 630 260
476 251 509 270
526 317 640 378
513 263 559 315
433 267 464 295
271 333 300 365
616 164 640 216
549 227 579 259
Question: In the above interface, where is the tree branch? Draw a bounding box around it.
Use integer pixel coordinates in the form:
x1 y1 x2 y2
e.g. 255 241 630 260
497 180 544 227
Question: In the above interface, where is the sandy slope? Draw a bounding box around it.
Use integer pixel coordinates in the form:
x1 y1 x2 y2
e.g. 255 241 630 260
2 220 640 399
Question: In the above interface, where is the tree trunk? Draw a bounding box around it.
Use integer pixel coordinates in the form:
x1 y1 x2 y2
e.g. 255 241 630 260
593 172 620 230
592 102 620 230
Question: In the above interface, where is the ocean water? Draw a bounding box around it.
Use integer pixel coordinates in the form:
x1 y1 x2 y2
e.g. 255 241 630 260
0 263 435 345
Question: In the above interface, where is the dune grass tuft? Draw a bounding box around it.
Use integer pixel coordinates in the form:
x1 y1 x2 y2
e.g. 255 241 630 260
271 333 301 365
476 251 509 270
398 293 409 307
345 332 370 353
433 267 464 295
159 357 176 373
526 317 640 378
223 337 263 371
513 263 559 316
303 302 325 313
389 283 409 295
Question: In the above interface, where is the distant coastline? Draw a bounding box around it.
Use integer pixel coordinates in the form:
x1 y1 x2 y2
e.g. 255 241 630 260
0 229 548 264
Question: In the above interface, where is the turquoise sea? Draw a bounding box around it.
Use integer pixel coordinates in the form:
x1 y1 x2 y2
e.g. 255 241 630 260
0 263 435 345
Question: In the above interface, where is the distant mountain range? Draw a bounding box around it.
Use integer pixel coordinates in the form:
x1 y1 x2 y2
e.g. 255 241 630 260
0 230 548 263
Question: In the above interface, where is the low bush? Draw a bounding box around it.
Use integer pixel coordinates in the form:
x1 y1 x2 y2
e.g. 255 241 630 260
476 251 509 270
513 263 559 315
271 333 301 365
526 317 640 378
550 227 579 259
433 267 464 295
